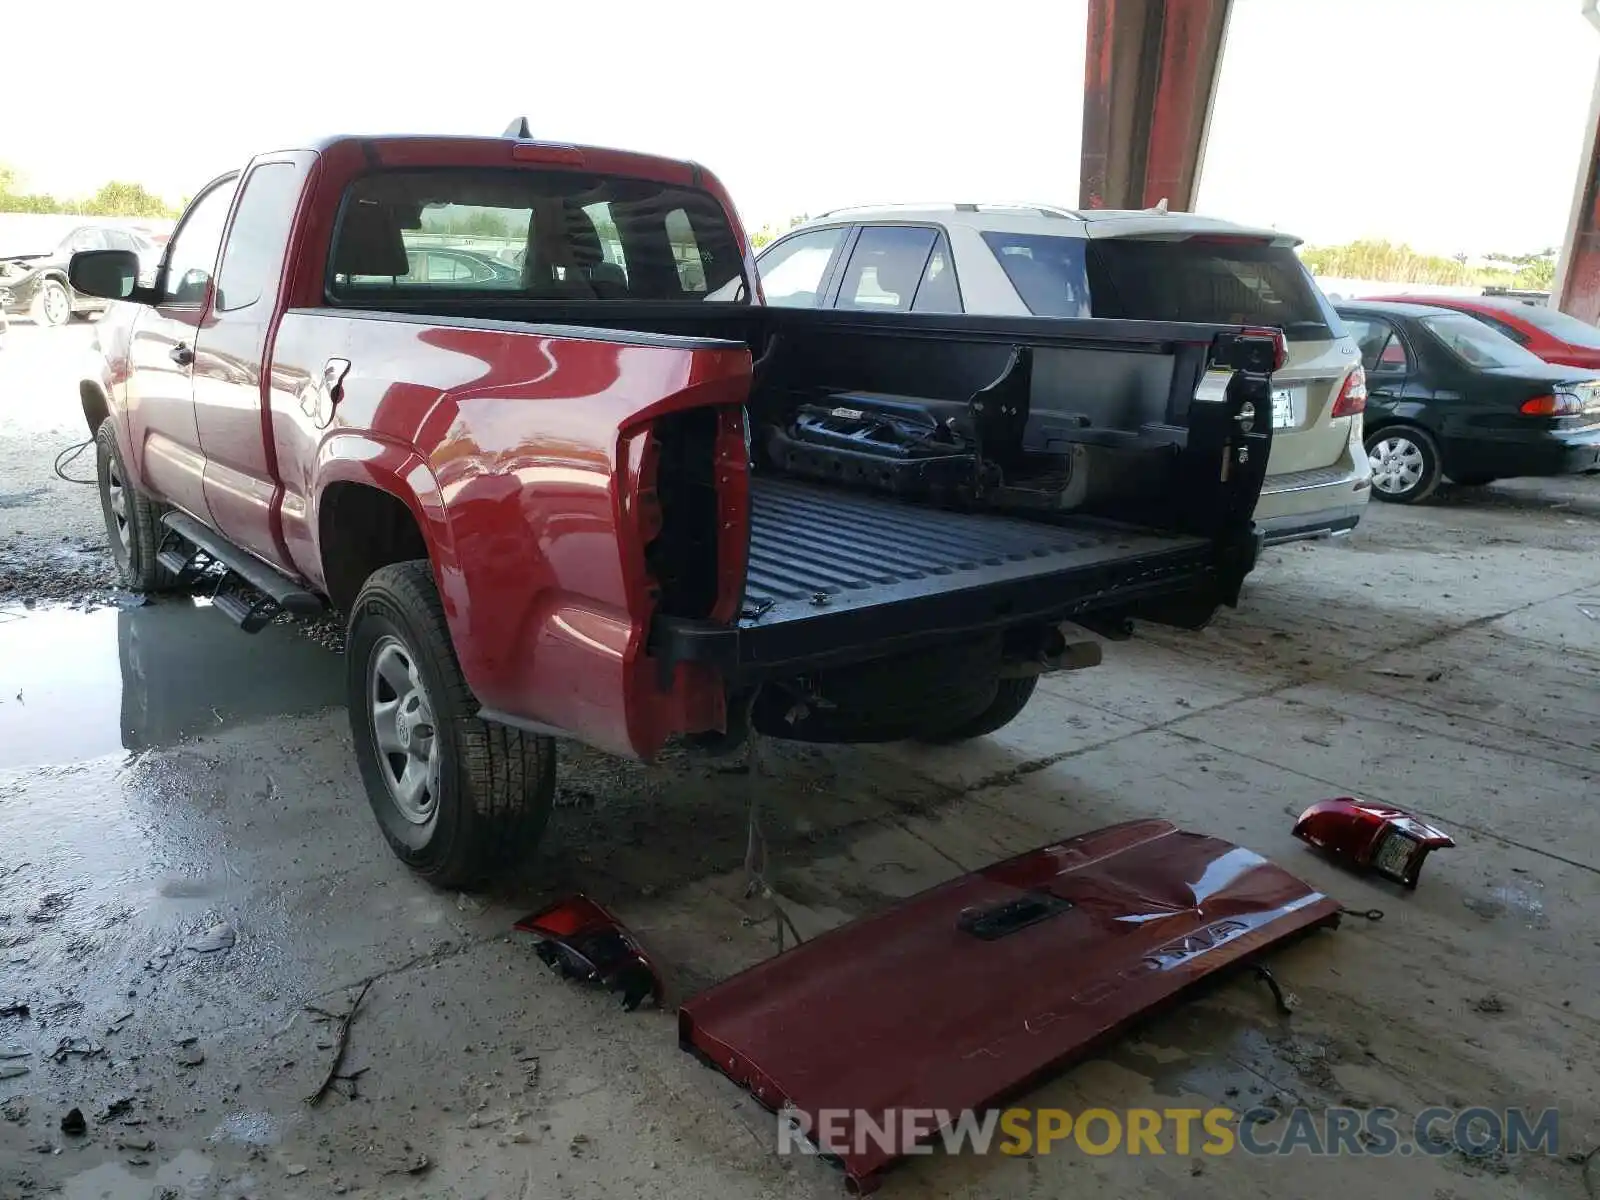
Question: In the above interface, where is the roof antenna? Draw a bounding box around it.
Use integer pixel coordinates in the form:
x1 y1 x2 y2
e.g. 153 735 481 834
1151 197 1169 214
502 116 531 139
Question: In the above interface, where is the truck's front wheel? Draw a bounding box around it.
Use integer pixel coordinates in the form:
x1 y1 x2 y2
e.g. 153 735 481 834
347 561 555 889
919 676 1039 743
96 419 179 592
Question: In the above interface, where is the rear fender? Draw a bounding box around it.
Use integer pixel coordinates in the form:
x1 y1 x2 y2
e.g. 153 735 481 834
303 321 751 762
310 433 458 602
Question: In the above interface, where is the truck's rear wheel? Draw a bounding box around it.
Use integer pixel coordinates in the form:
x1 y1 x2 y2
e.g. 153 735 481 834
347 560 555 889
918 676 1039 743
96 419 180 592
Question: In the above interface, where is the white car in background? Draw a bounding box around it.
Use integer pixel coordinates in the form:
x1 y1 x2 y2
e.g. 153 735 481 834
755 204 1371 543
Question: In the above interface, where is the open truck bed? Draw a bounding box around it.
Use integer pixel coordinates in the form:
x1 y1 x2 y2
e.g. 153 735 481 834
644 306 1280 699
675 477 1210 673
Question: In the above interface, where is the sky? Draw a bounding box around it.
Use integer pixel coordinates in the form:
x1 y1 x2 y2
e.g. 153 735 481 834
1 0 1594 255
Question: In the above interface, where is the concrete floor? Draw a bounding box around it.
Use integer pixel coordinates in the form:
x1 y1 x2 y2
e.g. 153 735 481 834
2 321 1599 1198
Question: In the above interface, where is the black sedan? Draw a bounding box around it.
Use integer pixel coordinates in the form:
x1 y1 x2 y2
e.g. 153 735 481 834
0 217 161 327
1335 300 1600 502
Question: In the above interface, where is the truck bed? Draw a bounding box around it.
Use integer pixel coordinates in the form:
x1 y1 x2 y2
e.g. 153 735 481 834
652 477 1214 678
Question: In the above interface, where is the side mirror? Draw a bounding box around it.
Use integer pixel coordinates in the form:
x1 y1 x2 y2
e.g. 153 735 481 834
69 249 144 302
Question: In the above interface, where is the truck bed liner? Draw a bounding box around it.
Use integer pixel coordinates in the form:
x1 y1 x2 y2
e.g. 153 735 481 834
744 478 1198 613
649 478 1216 679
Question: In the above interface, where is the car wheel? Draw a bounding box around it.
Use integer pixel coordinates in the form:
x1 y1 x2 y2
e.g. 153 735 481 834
918 676 1039 743
95 419 180 591
31 279 72 327
1365 426 1441 504
1447 473 1496 487
347 560 556 890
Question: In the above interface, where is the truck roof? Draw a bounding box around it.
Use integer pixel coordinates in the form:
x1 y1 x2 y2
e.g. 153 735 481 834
291 134 711 190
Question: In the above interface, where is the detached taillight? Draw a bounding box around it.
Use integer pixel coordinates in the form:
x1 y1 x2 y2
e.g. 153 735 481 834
1241 325 1289 372
1293 797 1454 889
1520 392 1583 417
1331 365 1367 418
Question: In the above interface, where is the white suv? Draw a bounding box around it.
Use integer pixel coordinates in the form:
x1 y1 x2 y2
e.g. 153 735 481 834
755 204 1371 543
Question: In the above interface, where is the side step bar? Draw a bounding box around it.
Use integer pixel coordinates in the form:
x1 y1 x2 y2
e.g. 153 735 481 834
158 511 323 634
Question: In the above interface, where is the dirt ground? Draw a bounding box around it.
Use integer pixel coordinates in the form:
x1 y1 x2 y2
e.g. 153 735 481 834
1 319 1598 1199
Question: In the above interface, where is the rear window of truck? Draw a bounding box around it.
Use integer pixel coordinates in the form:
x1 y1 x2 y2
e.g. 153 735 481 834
1084 237 1343 341
327 169 748 303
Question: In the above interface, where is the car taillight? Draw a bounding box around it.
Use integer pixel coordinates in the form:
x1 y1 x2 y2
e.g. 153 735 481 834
1520 392 1583 416
1241 326 1288 372
1293 798 1454 889
1331 365 1367 418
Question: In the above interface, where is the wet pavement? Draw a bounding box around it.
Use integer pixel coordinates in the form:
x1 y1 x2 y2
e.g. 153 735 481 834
0 599 343 770
2 420 1600 1195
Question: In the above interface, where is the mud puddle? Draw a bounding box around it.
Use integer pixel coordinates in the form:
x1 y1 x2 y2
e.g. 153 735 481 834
1110 1001 1342 1108
0 598 343 770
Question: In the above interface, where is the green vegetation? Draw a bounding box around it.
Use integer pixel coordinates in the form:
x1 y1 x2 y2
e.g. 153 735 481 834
0 164 180 219
420 207 521 238
1299 239 1556 292
749 215 809 249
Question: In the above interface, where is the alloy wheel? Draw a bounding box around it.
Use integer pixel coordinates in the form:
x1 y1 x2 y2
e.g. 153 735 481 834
368 636 440 824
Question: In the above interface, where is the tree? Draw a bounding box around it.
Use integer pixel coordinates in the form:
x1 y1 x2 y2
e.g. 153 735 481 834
749 214 809 249
0 162 179 218
1516 256 1555 292
1299 238 1558 293
83 180 178 219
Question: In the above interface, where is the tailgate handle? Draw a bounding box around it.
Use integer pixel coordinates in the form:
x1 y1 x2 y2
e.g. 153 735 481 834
957 891 1072 941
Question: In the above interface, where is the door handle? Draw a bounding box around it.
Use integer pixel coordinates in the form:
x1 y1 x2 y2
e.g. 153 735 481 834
322 358 351 400
169 342 194 367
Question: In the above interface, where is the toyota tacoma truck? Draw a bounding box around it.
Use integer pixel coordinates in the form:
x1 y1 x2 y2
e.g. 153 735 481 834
70 132 1278 888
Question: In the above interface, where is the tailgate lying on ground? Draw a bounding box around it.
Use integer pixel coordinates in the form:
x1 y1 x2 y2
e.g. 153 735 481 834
679 818 1341 1193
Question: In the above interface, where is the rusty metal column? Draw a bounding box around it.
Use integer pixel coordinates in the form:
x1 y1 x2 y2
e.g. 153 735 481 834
1555 3 1600 319
1080 0 1234 211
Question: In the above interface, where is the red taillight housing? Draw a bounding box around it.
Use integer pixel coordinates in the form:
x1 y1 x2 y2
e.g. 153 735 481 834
1241 325 1289 372
514 894 663 1011
1520 392 1582 417
1331 365 1367 418
1292 798 1454 888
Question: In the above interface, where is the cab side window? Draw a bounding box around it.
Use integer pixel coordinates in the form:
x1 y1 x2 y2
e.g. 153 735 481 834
163 180 238 306
215 163 299 312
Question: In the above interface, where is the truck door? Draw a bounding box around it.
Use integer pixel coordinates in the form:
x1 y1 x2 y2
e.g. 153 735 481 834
191 153 315 568
125 176 238 524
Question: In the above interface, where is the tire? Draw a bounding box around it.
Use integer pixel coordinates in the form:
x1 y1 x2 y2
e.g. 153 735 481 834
347 560 556 889
1447 473 1496 487
1365 425 1442 504
31 278 71 327
95 419 180 591
919 676 1040 744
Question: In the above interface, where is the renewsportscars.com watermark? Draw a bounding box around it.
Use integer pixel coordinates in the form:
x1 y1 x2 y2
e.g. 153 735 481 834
776 1105 1561 1160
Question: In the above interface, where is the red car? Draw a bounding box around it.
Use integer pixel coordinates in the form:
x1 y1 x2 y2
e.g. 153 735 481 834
1371 293 1600 370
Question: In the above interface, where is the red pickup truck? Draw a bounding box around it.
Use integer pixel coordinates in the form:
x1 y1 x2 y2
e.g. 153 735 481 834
70 133 1278 888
